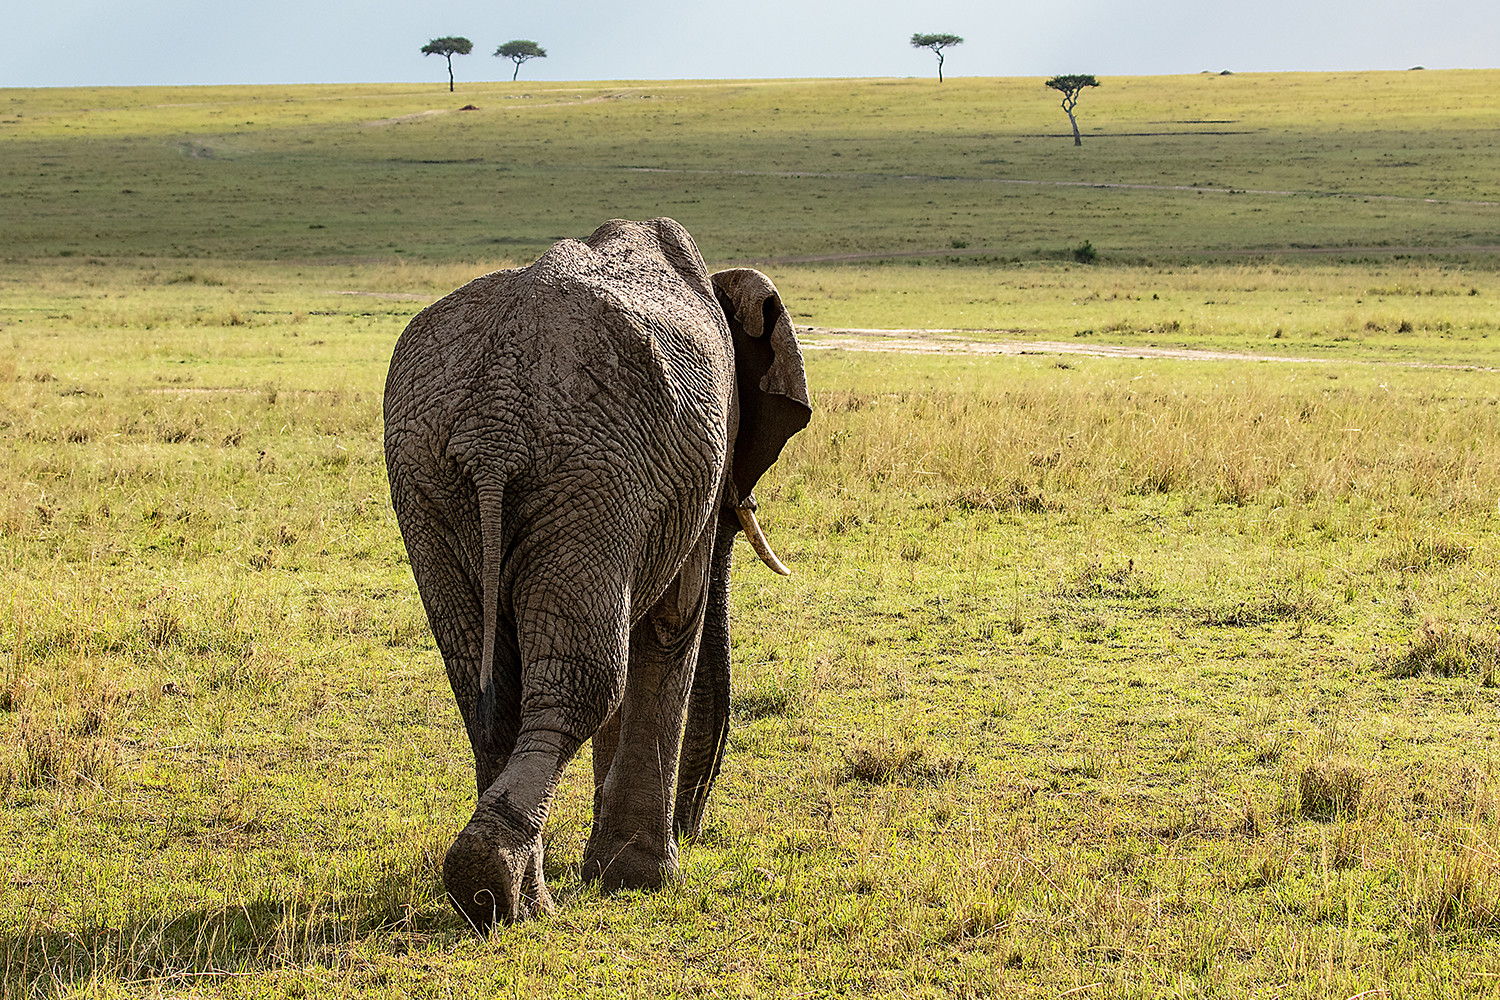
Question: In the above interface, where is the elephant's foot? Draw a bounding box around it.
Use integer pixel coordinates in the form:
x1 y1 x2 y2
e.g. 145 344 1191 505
582 830 679 893
443 811 554 931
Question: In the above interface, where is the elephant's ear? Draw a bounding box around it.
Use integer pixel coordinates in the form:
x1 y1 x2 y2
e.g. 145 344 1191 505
711 268 812 501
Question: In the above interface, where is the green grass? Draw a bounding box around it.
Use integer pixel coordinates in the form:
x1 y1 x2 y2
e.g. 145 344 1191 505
784 259 1500 367
4 73 1500 998
4 72 1500 263
6 282 1500 998
5 255 1499 377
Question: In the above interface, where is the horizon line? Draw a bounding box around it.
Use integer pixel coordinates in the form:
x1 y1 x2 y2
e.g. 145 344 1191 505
5 65 1498 91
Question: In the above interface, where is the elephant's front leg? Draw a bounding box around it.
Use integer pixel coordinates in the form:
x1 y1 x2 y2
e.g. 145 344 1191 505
674 515 739 840
584 535 712 890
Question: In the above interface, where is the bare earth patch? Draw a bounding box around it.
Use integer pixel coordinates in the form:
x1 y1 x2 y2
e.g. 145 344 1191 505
799 326 1497 370
363 109 449 127
325 290 429 300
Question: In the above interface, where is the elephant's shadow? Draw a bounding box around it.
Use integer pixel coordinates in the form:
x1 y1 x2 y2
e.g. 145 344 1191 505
2 826 639 988
1 873 480 989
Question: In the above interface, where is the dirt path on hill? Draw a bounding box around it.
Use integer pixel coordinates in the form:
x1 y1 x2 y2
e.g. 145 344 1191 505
743 244 1500 266
622 166 1500 210
364 109 449 126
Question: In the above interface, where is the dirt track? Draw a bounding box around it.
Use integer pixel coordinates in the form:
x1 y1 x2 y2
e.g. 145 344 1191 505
317 290 1493 371
798 326 1497 370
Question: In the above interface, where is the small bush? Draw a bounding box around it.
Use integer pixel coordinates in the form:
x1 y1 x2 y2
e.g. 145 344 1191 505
1072 240 1098 264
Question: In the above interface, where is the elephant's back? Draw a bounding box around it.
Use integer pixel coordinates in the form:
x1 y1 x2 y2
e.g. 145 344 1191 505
382 263 533 487
383 224 733 608
384 226 729 461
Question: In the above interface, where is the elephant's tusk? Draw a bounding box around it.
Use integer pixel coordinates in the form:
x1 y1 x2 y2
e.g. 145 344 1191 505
735 503 792 576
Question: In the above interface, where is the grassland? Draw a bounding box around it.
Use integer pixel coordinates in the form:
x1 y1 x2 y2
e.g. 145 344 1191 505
5 72 1500 263
3 72 1500 998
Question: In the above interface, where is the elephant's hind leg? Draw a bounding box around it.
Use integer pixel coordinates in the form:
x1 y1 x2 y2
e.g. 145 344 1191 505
584 528 713 891
403 535 521 795
446 576 632 929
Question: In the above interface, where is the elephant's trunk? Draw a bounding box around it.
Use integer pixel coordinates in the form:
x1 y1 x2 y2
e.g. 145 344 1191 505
735 502 790 576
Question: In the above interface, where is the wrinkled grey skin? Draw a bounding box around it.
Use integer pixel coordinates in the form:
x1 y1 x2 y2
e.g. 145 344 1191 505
383 219 811 930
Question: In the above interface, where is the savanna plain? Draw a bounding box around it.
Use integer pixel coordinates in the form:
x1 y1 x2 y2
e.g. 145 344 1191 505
2 71 1500 998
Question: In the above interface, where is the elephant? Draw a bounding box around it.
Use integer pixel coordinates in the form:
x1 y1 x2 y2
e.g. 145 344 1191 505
383 218 811 929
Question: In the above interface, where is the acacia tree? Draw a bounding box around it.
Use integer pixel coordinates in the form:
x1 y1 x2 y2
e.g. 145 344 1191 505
910 33 963 82
1045 74 1100 146
422 36 473 92
496 40 547 81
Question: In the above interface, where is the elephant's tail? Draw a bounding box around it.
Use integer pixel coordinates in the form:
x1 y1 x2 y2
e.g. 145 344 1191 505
476 481 505 699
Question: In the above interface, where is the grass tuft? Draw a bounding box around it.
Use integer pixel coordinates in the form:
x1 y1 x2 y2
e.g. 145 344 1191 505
9 716 118 791
1298 761 1365 821
838 737 964 786
1380 537 1473 573
1413 828 1500 933
1194 591 1328 628
733 680 802 721
1056 558 1157 600
950 482 1063 515
1387 619 1500 681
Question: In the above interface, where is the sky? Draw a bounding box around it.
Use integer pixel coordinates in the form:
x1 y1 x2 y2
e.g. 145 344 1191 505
4 0 1498 88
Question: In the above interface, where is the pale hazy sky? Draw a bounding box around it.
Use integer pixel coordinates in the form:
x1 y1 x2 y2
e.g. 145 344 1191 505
4 0 1496 88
